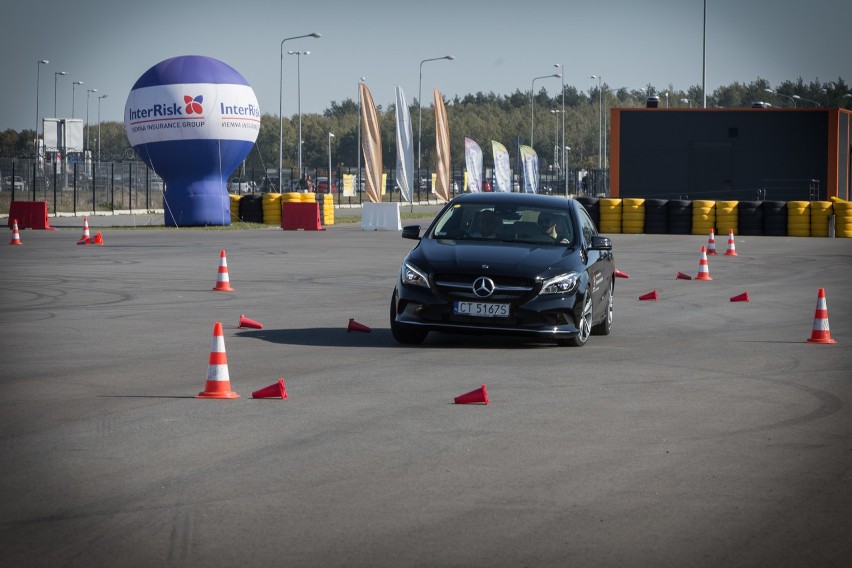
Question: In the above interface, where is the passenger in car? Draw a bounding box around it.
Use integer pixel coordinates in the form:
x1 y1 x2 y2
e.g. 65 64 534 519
469 210 499 238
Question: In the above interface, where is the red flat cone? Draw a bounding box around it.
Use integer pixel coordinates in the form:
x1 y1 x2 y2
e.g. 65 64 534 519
239 314 263 329
92 231 104 245
454 384 489 405
252 378 288 399
676 271 692 280
639 289 658 301
730 291 750 302
614 269 629 278
347 318 371 333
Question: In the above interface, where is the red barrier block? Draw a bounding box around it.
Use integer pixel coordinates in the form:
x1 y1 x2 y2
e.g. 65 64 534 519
281 202 325 231
8 201 56 230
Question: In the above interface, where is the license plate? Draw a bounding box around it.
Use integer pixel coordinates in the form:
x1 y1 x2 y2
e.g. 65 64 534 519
453 302 510 317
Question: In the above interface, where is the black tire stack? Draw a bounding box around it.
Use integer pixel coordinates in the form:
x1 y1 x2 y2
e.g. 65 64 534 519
576 196 600 229
737 201 764 236
761 201 787 236
238 194 264 223
643 199 668 234
667 200 692 234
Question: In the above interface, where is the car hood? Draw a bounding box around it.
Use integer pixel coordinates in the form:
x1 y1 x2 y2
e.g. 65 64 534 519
412 238 574 277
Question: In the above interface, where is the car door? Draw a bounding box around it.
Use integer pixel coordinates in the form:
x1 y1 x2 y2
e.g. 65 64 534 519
577 205 610 310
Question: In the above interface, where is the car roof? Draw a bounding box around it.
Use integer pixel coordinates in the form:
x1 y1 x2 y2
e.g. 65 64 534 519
451 192 575 210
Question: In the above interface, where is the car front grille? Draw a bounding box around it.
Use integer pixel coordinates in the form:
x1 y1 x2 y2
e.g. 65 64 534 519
432 273 537 303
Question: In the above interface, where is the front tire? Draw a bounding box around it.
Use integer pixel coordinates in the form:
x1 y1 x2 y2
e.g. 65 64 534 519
558 289 592 347
390 291 428 344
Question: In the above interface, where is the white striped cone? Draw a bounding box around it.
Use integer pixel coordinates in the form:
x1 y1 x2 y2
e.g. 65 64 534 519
212 249 234 292
78 217 91 245
806 288 836 344
724 229 738 256
695 245 712 280
9 219 22 245
196 322 240 398
706 229 717 255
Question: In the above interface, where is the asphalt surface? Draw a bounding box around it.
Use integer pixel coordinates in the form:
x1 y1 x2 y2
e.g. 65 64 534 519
1 222 851 567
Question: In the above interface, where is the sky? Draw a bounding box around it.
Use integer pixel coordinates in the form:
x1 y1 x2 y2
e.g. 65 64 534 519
1 0 849 133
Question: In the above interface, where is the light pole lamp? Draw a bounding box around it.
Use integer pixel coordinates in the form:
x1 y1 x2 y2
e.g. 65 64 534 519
554 63 566 180
279 32 320 190
97 94 108 162
765 88 796 107
680 98 691 107
54 71 67 116
357 77 365 193
530 73 560 148
550 109 564 171
85 88 97 153
792 95 821 108
417 55 454 186
328 132 335 193
72 81 84 119
590 75 603 168
288 50 311 177
35 59 49 156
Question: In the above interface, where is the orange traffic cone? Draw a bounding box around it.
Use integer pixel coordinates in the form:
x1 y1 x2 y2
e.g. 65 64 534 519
676 271 692 280
347 318 371 333
639 289 658 301
91 231 104 245
196 322 240 399
695 246 712 281
806 288 836 344
614 268 629 278
9 219 22 245
212 250 234 292
252 378 288 399
724 229 738 256
730 291 750 302
77 217 90 245
238 314 263 329
454 384 489 405
706 228 717 255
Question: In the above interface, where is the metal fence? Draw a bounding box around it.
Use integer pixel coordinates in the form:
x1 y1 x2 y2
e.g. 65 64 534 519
2 156 610 216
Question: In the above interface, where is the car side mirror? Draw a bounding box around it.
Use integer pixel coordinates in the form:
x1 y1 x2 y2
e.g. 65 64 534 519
590 235 612 250
401 225 421 240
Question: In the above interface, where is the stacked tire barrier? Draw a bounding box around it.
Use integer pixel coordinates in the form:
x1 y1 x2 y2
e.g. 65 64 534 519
621 198 644 234
692 200 715 235
577 196 848 237
229 194 241 222
262 193 282 225
238 194 264 223
834 199 852 237
319 194 334 225
598 198 622 234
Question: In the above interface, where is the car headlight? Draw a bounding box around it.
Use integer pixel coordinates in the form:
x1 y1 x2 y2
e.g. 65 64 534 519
400 262 430 288
540 272 580 295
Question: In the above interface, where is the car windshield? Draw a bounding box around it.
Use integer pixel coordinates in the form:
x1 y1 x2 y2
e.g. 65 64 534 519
429 202 574 246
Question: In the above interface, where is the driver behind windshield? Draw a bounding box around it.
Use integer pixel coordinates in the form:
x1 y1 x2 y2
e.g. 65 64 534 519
469 210 499 238
537 211 570 244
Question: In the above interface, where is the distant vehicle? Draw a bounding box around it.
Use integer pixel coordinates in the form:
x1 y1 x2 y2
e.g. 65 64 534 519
315 176 337 194
228 178 256 193
3 176 26 192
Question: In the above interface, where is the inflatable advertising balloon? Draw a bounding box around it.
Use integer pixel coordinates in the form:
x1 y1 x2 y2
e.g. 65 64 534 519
124 56 259 226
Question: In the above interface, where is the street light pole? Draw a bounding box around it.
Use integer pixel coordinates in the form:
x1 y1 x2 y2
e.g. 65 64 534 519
357 77 365 194
530 73 560 148
765 88 797 107
54 71 67 116
590 75 602 168
72 81 84 119
97 94 108 163
328 132 335 194
792 95 821 108
288 50 311 177
554 63 566 187
35 59 49 157
418 55 454 189
85 88 97 154
279 32 320 190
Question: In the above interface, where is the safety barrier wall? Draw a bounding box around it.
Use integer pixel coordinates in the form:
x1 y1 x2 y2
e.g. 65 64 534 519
229 192 334 227
575 196 851 237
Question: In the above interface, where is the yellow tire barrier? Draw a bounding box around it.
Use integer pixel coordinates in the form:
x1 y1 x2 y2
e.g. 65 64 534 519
715 200 738 234
833 200 852 237
809 201 833 237
621 198 644 234
692 200 715 235
598 198 622 234
787 201 810 236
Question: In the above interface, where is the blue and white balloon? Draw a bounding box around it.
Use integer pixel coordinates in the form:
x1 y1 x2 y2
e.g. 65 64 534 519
125 56 259 226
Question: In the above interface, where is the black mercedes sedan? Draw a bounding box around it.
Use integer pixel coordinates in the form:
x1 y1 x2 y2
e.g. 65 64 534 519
390 192 614 346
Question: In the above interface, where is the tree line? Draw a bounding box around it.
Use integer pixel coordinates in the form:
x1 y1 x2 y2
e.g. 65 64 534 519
1 77 847 175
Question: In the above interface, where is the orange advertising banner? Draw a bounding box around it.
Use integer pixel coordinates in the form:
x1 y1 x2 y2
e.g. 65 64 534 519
434 88 451 202
359 83 382 203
